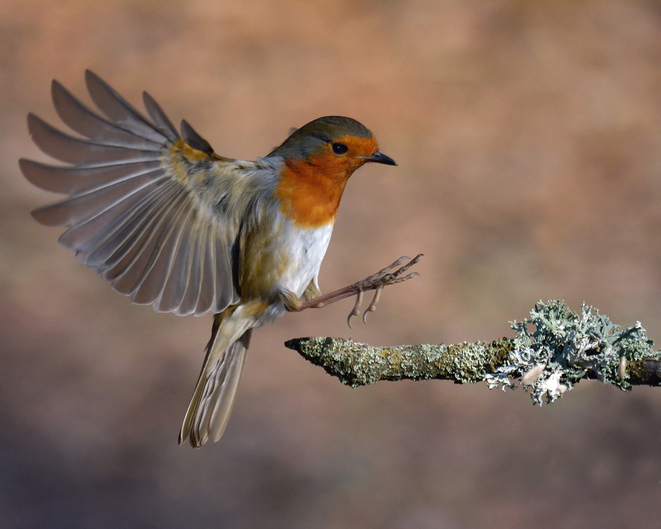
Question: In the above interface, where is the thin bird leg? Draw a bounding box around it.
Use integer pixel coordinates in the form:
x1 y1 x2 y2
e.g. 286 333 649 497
290 254 423 326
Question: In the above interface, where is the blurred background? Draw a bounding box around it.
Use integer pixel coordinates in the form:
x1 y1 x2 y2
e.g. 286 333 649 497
1 1 660 527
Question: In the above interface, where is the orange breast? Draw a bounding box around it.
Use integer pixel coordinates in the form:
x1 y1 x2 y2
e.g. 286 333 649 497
275 157 347 228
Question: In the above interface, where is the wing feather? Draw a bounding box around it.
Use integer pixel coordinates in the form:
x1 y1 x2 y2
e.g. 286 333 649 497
20 71 251 316
52 80 163 150
31 170 166 228
116 195 191 301
20 158 162 195
84 181 179 267
196 225 217 314
153 206 197 313
142 91 180 142
85 70 169 144
100 189 186 283
27 114 161 165
176 219 206 316
57 174 168 251
214 228 237 311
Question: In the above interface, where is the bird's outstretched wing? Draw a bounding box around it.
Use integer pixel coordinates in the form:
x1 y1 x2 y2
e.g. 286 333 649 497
20 70 241 316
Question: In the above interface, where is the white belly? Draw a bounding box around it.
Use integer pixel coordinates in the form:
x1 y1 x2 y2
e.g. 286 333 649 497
277 221 334 298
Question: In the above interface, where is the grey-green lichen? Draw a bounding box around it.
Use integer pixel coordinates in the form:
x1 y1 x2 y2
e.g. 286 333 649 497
491 300 661 405
284 300 661 404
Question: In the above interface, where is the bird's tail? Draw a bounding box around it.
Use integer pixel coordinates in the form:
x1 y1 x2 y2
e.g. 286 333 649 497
179 314 253 448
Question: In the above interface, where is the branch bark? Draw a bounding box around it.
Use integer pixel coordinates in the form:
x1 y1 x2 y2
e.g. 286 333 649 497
284 300 661 405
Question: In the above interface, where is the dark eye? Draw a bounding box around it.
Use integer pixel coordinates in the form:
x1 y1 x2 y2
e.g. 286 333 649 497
332 142 348 155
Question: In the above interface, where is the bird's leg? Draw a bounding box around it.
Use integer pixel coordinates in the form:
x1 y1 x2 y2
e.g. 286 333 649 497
288 254 423 327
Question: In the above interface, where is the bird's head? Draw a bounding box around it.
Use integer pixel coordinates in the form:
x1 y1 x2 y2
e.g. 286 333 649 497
272 116 396 228
270 116 396 180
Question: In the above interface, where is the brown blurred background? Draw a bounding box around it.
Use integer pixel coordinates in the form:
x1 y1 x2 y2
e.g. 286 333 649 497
1 1 660 527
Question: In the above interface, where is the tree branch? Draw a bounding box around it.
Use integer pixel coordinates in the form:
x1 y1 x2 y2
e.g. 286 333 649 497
285 300 661 405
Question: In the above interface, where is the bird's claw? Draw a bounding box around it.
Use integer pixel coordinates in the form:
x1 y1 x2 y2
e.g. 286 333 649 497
347 290 364 329
345 254 423 327
292 254 423 323
362 287 383 324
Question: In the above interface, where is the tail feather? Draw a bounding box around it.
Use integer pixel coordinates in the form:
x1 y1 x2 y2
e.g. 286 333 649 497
179 325 252 448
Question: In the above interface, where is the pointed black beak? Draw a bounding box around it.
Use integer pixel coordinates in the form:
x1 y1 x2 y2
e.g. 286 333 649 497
364 151 397 166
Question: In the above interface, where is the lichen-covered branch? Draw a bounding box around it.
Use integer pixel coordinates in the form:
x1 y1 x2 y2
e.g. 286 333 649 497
284 300 661 405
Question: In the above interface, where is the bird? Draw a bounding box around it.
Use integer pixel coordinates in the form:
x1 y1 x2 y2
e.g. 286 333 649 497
20 70 420 447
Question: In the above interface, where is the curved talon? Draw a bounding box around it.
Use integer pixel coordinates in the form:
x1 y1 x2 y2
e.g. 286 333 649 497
362 288 383 324
347 290 364 328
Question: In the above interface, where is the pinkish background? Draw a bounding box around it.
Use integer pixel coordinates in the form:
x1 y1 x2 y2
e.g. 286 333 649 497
1 1 660 528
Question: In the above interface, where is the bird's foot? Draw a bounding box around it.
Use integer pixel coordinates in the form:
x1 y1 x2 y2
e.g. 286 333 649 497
292 254 423 327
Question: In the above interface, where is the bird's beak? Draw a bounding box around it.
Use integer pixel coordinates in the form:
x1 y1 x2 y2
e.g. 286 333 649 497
364 151 397 166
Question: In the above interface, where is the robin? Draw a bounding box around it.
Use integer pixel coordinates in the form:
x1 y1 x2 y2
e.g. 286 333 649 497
20 71 420 447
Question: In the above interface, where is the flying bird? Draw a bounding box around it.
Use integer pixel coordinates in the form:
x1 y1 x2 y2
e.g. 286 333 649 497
20 71 420 447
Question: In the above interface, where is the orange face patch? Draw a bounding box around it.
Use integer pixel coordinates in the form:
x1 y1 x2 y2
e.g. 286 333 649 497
331 134 380 162
275 134 379 228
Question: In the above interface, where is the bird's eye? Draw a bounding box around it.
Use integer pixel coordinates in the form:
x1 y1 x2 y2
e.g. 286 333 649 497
332 142 348 155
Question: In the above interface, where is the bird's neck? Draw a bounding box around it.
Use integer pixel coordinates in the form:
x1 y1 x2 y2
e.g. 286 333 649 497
275 158 353 229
